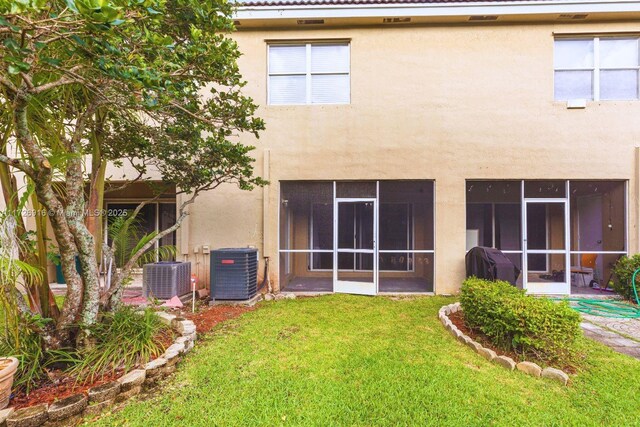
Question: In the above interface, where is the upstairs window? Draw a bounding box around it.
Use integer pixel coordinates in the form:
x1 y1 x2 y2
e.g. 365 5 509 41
268 42 350 105
554 37 640 101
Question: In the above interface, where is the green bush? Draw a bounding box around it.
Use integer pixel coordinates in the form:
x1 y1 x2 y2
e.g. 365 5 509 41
460 278 581 365
610 254 640 302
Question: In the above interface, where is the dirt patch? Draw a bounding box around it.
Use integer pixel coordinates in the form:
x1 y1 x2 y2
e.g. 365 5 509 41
183 304 254 334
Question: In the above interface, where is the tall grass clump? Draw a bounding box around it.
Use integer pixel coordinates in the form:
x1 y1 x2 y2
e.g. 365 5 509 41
71 306 171 382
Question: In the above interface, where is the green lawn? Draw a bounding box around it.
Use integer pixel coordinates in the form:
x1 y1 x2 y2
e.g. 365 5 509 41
95 295 640 426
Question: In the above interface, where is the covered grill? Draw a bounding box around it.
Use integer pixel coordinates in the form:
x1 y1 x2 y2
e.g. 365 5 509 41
465 246 520 285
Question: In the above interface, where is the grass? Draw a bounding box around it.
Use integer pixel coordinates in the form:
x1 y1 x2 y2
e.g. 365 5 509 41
95 295 640 426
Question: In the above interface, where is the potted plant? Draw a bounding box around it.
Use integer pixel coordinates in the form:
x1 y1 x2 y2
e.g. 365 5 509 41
0 357 18 409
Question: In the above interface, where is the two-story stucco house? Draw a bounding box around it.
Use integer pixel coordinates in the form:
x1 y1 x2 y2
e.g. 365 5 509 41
161 0 640 297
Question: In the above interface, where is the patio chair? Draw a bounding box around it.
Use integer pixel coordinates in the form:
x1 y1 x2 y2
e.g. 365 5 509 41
571 254 597 287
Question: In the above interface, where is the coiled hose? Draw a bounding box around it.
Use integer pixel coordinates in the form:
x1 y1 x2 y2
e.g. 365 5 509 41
557 268 640 318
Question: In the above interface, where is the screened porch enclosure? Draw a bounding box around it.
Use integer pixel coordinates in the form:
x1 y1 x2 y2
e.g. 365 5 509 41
279 181 434 293
466 180 627 295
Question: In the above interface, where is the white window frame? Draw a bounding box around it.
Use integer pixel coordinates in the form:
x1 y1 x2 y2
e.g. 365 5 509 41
554 36 640 101
267 42 351 105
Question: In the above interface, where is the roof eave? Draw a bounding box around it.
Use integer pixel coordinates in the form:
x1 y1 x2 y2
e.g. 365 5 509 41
235 0 640 20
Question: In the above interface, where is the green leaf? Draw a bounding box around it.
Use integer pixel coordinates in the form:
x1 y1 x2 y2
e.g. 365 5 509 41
65 0 79 13
7 64 20 75
3 38 20 51
41 57 63 66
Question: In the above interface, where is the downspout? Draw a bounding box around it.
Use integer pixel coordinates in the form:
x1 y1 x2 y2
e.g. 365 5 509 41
262 149 272 293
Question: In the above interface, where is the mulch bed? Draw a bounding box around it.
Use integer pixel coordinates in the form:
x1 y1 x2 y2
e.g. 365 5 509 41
10 327 174 410
183 304 255 334
8 302 255 411
10 371 121 410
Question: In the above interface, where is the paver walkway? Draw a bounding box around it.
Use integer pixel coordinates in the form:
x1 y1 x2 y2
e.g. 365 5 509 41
581 315 640 360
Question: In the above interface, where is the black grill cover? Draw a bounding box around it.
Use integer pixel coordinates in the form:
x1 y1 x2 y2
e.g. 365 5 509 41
465 246 520 285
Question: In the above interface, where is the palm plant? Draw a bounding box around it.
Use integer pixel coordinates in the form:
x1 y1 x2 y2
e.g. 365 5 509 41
105 212 176 289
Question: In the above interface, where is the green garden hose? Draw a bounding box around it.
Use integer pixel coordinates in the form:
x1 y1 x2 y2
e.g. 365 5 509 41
554 268 640 319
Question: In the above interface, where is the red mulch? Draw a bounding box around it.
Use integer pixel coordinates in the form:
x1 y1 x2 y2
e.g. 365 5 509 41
10 328 174 410
11 371 121 410
183 304 255 334
9 303 254 410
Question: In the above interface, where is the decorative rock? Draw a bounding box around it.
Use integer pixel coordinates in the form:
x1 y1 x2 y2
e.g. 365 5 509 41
517 361 542 377
144 358 167 378
493 355 516 371
457 333 468 344
477 347 497 361
541 367 570 386
88 381 120 404
166 342 186 355
116 385 142 403
274 294 286 301
155 312 176 326
184 340 194 353
83 399 114 417
196 288 210 299
465 339 482 352
171 319 196 336
449 304 458 314
184 331 197 342
47 394 87 421
6 404 48 427
263 293 274 301
443 306 451 316
163 350 181 366
161 365 177 376
44 414 83 427
284 293 296 300
118 369 146 392
174 336 189 345
0 408 14 427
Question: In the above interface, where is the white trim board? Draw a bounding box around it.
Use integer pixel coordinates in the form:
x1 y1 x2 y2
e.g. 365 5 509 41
236 0 640 20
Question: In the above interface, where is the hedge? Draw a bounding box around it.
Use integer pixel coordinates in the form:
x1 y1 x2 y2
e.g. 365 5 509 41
611 254 640 302
460 277 581 365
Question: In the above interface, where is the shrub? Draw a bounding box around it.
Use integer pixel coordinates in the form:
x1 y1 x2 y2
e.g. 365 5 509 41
610 254 640 302
460 277 581 365
71 306 171 382
0 314 75 394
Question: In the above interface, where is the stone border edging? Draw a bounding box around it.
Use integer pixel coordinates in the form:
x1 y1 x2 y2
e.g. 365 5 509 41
439 303 570 386
1 312 197 427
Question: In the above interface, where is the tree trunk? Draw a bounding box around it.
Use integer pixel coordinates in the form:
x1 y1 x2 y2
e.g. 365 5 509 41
86 113 107 261
31 192 60 320
65 106 102 332
12 95 83 345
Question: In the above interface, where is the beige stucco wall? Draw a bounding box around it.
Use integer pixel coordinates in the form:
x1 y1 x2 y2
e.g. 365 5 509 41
182 19 640 294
